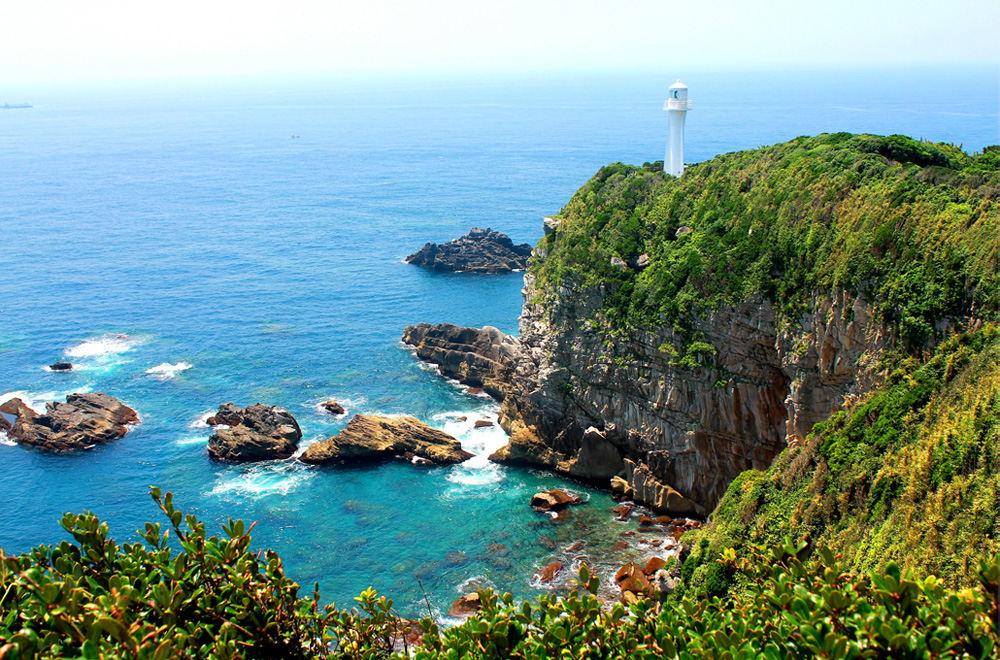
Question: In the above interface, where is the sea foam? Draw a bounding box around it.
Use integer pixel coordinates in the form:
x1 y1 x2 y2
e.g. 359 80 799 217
0 387 93 415
209 462 312 501
145 362 193 380
65 333 143 358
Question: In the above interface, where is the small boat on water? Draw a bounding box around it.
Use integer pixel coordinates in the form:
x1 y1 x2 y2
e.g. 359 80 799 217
1 103 32 109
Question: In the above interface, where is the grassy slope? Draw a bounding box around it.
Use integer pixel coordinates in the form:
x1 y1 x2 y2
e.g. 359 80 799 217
534 134 998 347
686 325 999 591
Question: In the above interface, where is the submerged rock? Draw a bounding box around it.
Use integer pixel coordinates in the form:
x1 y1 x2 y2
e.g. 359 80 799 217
207 403 301 462
3 393 138 452
299 414 473 465
49 362 73 371
405 227 533 274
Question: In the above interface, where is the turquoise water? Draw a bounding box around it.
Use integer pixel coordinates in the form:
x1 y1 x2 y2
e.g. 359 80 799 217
1 68 996 616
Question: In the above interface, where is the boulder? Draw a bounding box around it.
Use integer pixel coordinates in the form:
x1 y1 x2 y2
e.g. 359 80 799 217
49 362 73 371
300 414 473 465
474 420 494 428
615 562 651 596
530 489 582 512
447 593 481 619
535 561 563 584
642 557 666 575
321 400 346 415
612 503 634 521
4 393 138 452
207 403 301 462
405 227 533 274
651 570 680 595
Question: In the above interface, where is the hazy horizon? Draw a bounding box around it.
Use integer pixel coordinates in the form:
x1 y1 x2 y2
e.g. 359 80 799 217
3 1 997 87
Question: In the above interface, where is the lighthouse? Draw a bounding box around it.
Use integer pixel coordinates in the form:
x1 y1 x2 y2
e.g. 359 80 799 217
664 79 691 177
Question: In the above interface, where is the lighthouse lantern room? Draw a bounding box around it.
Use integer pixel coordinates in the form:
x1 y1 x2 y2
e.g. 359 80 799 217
664 79 691 177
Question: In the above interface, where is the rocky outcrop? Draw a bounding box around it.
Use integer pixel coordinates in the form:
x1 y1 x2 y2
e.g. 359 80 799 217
49 362 73 371
207 403 301 462
300 414 473 465
404 274 900 511
2 393 138 452
405 228 532 274
402 323 523 401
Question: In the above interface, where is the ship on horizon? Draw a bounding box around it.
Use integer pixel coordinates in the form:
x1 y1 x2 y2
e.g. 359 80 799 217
1 103 32 109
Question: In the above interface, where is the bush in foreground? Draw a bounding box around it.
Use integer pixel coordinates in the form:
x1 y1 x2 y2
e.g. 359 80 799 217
1 491 997 659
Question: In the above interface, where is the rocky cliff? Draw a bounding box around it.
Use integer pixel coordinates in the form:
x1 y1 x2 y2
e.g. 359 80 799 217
405 280 898 511
405 134 998 515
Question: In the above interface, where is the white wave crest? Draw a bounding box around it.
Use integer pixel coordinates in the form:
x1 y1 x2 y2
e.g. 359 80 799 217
145 362 192 380
0 430 14 447
436 410 510 490
189 411 216 429
65 333 143 358
209 463 312 500
176 434 210 446
0 388 92 415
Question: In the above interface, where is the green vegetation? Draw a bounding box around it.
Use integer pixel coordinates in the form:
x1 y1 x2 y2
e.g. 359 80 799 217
685 325 1000 595
0 489 408 660
1 493 996 659
533 134 999 347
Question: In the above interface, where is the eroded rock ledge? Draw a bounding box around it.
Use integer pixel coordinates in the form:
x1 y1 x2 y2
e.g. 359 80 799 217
300 414 473 465
403 275 898 513
1 393 139 452
405 228 533 274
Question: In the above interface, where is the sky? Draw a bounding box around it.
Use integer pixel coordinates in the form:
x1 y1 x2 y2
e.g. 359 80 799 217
2 0 998 85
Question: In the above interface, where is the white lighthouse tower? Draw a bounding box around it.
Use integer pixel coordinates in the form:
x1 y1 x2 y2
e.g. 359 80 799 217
664 79 691 177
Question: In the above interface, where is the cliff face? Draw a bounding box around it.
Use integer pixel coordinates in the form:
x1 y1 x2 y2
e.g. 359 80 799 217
405 133 998 514
408 279 894 512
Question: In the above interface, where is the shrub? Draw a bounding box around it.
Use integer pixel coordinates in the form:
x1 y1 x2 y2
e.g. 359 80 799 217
1 497 996 659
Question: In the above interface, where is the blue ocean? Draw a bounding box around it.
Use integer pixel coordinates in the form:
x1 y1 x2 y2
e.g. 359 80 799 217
1 67 996 616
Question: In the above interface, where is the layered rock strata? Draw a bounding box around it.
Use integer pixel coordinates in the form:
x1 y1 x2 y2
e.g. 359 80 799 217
300 414 473 465
207 403 302 462
404 276 897 511
405 228 533 273
1 393 139 451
